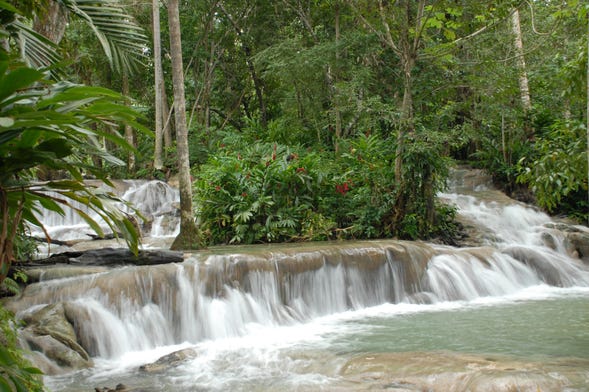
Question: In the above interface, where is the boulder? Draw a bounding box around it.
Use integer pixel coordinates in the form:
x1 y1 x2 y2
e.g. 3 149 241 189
20 303 92 374
566 231 589 263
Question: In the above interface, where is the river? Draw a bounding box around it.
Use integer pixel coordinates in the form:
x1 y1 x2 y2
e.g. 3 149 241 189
11 169 589 391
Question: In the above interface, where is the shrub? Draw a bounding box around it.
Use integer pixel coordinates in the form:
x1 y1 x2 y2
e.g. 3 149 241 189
195 139 336 244
195 132 458 245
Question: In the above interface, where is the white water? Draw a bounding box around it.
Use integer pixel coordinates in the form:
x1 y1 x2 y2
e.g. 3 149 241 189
32 180 180 242
20 171 589 391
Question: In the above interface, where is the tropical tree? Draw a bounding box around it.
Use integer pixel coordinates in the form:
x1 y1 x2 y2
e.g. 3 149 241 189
167 0 199 250
0 55 145 286
0 0 149 283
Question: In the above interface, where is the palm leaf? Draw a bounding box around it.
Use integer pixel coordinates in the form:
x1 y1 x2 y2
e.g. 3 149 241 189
60 0 148 73
13 20 64 78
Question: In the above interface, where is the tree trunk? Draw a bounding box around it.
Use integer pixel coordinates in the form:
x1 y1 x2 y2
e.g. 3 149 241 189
33 1 68 43
395 54 415 183
333 1 343 154
167 0 200 250
122 70 136 172
511 9 532 122
162 83 174 148
153 0 164 171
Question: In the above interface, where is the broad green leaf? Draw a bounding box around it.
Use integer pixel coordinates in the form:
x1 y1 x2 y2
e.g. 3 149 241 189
74 208 105 238
0 67 44 103
22 367 43 375
36 139 73 159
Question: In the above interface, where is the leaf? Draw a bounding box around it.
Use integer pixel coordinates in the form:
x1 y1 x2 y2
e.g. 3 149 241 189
36 139 73 159
0 377 13 392
0 129 23 145
22 367 43 375
0 1 19 13
0 117 14 127
0 67 44 103
74 208 105 238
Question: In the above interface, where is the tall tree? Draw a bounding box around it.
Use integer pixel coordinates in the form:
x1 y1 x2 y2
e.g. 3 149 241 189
168 0 200 250
122 68 136 172
153 0 165 171
511 7 532 141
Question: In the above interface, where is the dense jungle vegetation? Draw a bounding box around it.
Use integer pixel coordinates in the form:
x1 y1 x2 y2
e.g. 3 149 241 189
0 1 587 390
0 0 587 269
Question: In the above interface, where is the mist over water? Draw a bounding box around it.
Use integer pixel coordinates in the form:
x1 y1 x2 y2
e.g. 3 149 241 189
17 171 589 391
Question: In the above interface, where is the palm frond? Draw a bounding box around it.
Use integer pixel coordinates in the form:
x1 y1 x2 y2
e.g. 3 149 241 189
61 0 148 74
14 20 65 78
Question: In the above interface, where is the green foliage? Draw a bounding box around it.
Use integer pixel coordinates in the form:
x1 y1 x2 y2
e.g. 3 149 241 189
517 120 587 216
195 136 335 244
0 307 45 392
4 0 147 75
196 130 457 245
0 50 146 286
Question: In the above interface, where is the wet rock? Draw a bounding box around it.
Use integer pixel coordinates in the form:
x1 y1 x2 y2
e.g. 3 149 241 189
94 384 129 392
139 348 198 373
24 266 110 283
503 246 565 286
565 232 589 263
31 248 184 267
339 352 585 392
543 222 589 263
20 303 92 374
540 232 557 251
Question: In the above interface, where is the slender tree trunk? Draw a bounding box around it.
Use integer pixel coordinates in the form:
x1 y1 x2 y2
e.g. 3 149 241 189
0 188 24 286
395 54 415 184
511 8 533 138
122 70 136 172
162 84 174 148
168 0 199 250
153 0 164 170
333 1 343 154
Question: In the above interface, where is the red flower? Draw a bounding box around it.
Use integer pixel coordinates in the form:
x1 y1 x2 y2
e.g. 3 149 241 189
242 192 248 197
215 185 221 191
336 181 351 195
296 167 306 173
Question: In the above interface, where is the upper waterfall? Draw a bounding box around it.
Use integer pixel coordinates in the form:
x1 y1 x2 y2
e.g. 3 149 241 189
32 180 180 243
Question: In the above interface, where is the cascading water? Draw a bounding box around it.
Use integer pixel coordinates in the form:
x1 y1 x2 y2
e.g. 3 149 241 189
7 169 589 391
32 180 180 245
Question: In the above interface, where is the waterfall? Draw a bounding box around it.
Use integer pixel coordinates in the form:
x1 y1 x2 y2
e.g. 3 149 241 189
32 180 180 241
7 168 589 381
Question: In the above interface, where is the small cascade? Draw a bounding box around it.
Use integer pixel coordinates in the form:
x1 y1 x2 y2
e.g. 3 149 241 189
7 241 434 358
32 180 180 242
8 237 589 362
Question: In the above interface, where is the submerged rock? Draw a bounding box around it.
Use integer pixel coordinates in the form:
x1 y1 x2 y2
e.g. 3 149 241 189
139 348 198 373
339 351 589 391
